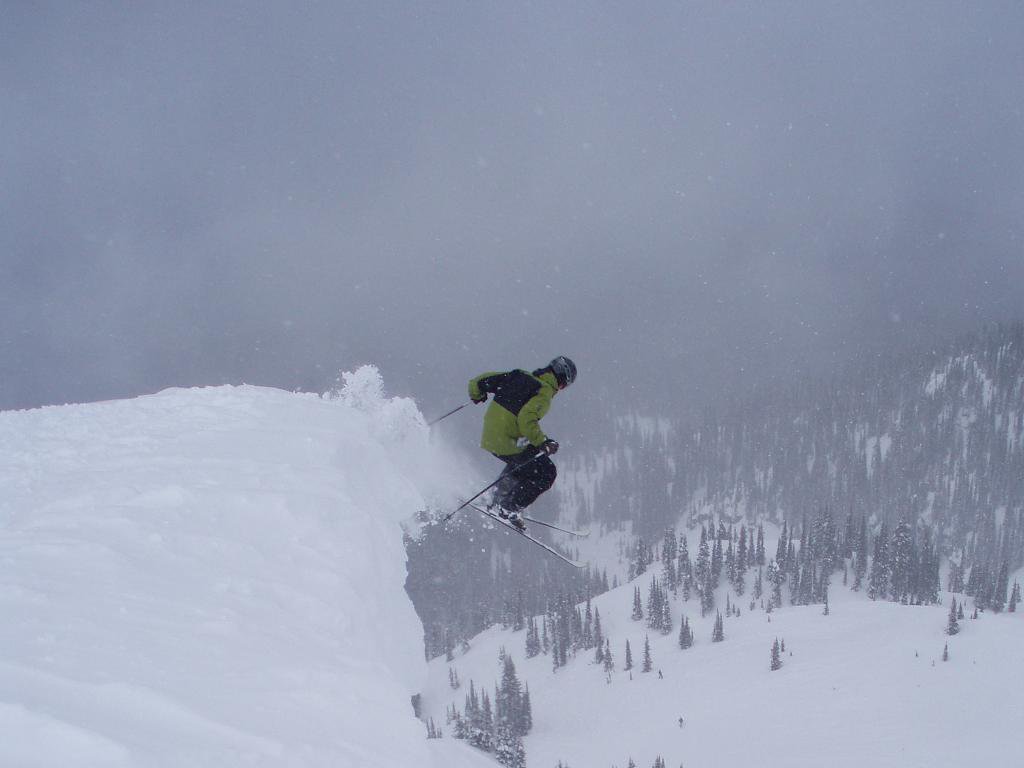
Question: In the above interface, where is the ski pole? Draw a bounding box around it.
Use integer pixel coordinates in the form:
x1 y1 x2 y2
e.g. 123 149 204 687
428 402 471 427
442 451 547 522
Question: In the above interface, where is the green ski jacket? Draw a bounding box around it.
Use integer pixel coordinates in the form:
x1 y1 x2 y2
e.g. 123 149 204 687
468 369 558 456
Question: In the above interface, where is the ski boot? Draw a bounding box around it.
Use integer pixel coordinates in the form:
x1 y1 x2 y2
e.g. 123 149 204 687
499 508 526 532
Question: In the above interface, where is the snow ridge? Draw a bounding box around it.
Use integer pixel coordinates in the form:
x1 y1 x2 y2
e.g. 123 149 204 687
0 368 490 768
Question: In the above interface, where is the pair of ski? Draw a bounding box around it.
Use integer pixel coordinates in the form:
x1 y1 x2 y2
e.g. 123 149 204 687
457 500 588 568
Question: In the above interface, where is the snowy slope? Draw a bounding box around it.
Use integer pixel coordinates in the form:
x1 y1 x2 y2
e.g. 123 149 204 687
0 368 495 768
423 562 1022 768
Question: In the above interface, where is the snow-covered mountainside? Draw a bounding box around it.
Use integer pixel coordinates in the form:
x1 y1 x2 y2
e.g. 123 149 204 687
421 545 1022 768
0 368 494 768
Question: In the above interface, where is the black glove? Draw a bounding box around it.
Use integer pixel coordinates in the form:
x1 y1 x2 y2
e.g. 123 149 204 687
540 439 559 455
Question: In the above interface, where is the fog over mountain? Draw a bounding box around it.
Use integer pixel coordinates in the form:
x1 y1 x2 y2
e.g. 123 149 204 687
3 2 1023 412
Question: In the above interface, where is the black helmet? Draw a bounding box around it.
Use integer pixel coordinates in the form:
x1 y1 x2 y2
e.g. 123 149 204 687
549 356 577 388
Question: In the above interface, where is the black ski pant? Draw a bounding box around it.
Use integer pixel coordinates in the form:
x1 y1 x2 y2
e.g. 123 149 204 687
492 447 557 512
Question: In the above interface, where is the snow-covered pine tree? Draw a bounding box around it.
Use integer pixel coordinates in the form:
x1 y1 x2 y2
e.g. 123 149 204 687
493 727 526 768
734 525 748 595
992 561 1009 613
603 638 614 672
766 560 783 610
946 598 959 635
646 578 662 630
629 537 651 580
711 535 724 586
712 611 725 642
852 516 868 591
770 637 782 671
525 617 540 658
624 639 634 670
521 684 532 733
479 691 494 751
496 654 524 736
868 523 891 600
582 599 594 649
889 520 914 603
725 539 736 593
662 528 678 591
678 616 693 649
632 586 644 621
1009 581 1021 612
661 589 673 635
642 634 653 672
696 530 714 617
678 532 692 592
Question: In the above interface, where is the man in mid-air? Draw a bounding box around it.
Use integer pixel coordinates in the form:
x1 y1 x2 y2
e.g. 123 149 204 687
467 356 577 530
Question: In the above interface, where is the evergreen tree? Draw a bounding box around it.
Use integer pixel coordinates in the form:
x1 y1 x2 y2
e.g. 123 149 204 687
642 634 653 672
770 637 782 671
711 535 723 586
767 560 783 610
494 727 526 768
603 638 615 673
696 529 714 616
661 589 673 635
521 684 532 733
678 616 693 649
678 532 692 586
593 607 604 659
942 643 949 662
853 516 868 591
712 611 725 642
1009 581 1021 612
889 520 914 602
646 578 662 630
992 561 1009 612
631 586 644 621
624 639 634 670
868 523 891 600
662 527 678 591
629 537 651 580
582 599 594 649
525 617 540 658
479 691 494 751
946 597 960 636
734 525 748 595
496 654 524 737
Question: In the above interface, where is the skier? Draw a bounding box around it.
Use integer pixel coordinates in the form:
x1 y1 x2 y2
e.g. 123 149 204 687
468 356 577 530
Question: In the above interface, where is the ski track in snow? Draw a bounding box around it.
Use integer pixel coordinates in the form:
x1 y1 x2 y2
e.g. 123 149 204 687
0 372 494 768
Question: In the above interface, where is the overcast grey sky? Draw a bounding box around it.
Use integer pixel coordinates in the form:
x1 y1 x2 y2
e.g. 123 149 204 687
2 1 1023 414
